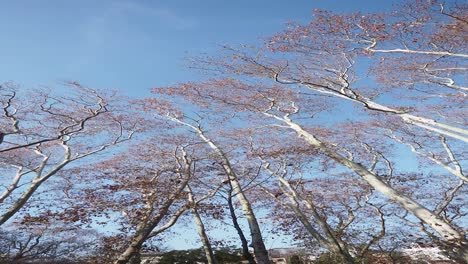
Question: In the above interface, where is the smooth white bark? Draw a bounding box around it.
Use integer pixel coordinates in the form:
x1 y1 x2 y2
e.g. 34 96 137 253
262 164 355 263
187 184 218 264
114 178 190 264
166 116 271 264
275 74 468 142
265 112 464 244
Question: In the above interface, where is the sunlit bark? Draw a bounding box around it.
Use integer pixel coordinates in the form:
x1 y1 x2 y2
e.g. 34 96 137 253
260 107 465 249
166 116 272 264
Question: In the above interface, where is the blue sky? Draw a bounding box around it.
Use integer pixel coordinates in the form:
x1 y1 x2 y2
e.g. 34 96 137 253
0 0 401 97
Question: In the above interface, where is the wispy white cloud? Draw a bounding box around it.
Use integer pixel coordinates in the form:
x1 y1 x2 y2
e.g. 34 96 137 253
69 1 198 72
81 1 198 45
113 1 199 31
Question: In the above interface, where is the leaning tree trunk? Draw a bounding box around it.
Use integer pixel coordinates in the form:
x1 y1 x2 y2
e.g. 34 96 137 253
227 180 257 264
115 221 152 264
261 167 355 264
187 185 218 264
292 78 468 143
196 130 271 264
273 177 355 264
165 117 271 263
228 177 270 264
277 116 466 249
0 150 71 226
114 179 189 264
191 207 218 264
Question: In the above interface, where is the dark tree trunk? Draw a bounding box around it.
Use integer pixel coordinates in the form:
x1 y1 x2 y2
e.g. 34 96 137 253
227 181 257 264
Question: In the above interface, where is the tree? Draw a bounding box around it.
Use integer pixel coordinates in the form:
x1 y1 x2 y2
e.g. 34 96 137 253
224 178 257 264
152 75 466 262
158 1 467 261
0 82 135 227
186 183 219 264
141 98 272 264
4 1 465 263
0 222 101 263
103 143 196 264
197 1 467 142
250 131 399 264
97 133 223 264
259 160 356 264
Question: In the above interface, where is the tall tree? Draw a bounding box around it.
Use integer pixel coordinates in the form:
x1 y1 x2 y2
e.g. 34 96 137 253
90 130 224 264
195 1 467 142
0 82 135 226
186 183 219 264
153 78 467 262
162 115 271 264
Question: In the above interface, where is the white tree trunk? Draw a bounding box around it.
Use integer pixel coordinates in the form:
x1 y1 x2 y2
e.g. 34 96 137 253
276 115 465 244
114 179 189 264
0 145 71 226
194 130 271 264
262 168 355 264
165 116 271 263
297 82 468 142
187 185 218 264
